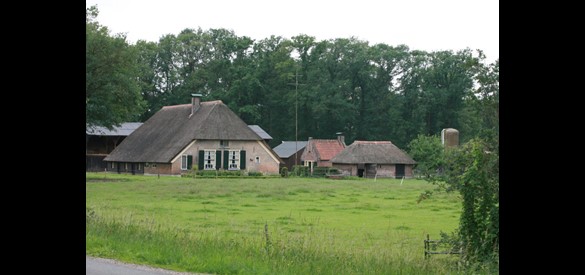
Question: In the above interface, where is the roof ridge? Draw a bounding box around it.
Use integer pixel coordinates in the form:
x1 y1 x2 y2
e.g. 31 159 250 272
162 103 190 109
355 140 393 144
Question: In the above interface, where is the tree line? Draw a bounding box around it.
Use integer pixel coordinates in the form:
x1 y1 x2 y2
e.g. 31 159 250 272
86 6 498 150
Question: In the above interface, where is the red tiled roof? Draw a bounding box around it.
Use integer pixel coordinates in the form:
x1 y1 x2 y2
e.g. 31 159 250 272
313 140 345 160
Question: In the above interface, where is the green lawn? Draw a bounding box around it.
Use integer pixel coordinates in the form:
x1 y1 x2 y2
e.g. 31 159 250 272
86 172 465 274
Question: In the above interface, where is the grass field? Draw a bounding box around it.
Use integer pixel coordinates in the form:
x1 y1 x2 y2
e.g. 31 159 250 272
86 172 468 274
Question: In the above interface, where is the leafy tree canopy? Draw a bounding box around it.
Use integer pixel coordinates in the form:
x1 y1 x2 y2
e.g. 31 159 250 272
86 5 145 130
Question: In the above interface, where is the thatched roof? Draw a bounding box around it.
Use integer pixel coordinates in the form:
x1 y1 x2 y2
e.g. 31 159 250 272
86 122 143 136
104 100 263 163
331 141 416 164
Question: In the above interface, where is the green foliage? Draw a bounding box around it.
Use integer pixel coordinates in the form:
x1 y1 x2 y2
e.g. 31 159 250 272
195 170 242 177
247 171 263 177
408 134 445 178
430 138 499 270
86 5 145 130
291 165 309 177
312 167 339 177
128 27 495 148
279 167 288 177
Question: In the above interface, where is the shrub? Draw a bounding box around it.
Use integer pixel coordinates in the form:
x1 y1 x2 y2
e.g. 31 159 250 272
425 138 499 271
312 167 329 177
291 165 309 177
248 171 263 177
280 167 288 177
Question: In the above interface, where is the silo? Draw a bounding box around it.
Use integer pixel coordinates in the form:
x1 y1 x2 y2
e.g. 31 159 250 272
441 128 459 148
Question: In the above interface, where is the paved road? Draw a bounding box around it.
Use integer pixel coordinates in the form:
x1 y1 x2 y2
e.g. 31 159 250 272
86 256 205 275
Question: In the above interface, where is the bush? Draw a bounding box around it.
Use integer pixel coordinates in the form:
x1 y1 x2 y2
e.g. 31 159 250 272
426 138 499 271
280 167 288 177
197 170 219 177
312 167 329 177
248 171 263 177
291 165 309 177
191 170 243 177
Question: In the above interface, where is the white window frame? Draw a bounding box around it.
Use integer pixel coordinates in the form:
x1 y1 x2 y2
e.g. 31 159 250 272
255 156 260 164
228 150 240 170
204 150 216 170
181 154 188 170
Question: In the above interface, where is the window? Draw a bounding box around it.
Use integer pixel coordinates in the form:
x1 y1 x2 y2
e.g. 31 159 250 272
204 150 216 170
228 150 240 170
255 156 260 164
220 140 229 148
152 163 157 168
145 163 150 168
181 155 188 170
181 154 193 170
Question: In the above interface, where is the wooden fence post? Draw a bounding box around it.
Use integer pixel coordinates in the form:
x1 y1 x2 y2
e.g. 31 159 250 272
424 234 429 259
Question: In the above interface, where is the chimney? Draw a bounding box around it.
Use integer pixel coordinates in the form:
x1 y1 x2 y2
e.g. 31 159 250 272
336 132 345 145
190 93 202 117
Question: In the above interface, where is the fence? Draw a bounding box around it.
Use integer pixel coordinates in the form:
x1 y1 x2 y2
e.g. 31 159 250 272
424 234 462 259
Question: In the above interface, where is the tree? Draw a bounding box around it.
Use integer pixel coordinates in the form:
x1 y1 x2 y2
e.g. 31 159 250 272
134 40 161 121
442 138 498 270
86 6 145 130
407 134 445 178
468 54 499 143
357 43 410 143
395 49 476 147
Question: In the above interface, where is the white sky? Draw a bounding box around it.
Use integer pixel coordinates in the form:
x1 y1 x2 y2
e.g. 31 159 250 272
86 0 499 63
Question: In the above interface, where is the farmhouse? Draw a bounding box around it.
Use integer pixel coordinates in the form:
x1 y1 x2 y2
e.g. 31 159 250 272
104 94 283 175
331 141 416 178
86 122 143 172
300 135 346 173
273 141 307 171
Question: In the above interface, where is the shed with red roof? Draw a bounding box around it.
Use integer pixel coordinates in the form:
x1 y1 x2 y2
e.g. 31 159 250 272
300 135 346 172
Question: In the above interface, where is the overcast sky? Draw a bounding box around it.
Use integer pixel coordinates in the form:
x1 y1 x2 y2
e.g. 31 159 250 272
86 0 498 63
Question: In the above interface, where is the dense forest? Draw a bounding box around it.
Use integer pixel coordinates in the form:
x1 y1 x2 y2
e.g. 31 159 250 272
87 6 498 149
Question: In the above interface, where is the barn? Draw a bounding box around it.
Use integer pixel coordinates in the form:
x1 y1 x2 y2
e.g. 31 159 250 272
331 141 416 178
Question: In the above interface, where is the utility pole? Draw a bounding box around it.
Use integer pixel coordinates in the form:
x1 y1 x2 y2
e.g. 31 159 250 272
288 68 304 167
295 69 298 167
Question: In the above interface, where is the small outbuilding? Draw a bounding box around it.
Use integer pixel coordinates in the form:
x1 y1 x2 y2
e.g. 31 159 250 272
331 141 416 178
300 135 346 173
86 122 143 172
273 141 308 171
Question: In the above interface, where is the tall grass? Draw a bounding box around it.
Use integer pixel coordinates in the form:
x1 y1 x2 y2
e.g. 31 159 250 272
86 173 487 274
